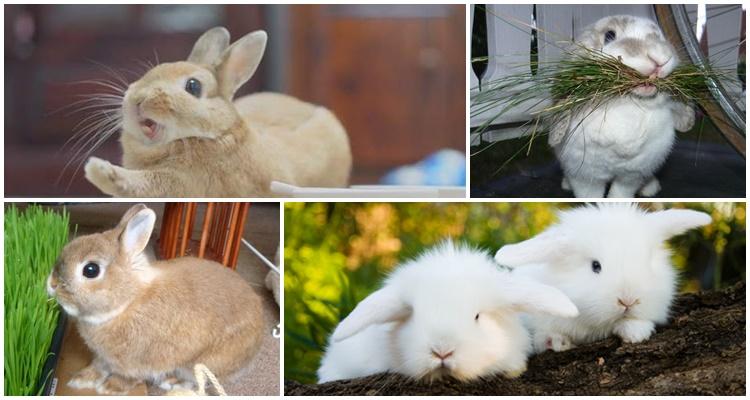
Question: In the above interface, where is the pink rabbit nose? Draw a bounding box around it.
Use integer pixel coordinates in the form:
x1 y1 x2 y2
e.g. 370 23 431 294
618 297 640 309
647 55 668 78
431 349 454 361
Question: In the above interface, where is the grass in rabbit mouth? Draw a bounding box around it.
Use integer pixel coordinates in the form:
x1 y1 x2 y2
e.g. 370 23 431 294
4 205 72 395
470 48 735 173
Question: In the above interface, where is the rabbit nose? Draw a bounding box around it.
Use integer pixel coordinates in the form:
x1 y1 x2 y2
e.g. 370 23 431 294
47 274 58 295
431 349 454 361
618 297 640 309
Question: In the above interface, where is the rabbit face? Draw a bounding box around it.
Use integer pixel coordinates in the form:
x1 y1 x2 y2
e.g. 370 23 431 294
582 15 679 97
393 279 525 381
122 62 238 146
47 205 159 325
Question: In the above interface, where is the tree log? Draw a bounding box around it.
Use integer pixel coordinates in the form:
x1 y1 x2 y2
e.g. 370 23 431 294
285 282 745 395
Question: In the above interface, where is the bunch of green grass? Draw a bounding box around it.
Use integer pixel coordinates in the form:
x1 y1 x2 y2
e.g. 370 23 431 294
4 205 71 395
472 47 729 136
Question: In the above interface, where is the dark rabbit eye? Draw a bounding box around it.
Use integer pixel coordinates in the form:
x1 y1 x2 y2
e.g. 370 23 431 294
185 78 202 98
82 262 100 279
475 313 480 321
604 30 616 44
591 260 602 274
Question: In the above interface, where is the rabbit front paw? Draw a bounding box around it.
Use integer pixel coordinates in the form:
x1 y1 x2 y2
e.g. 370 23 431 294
672 103 695 133
68 364 108 389
97 374 139 395
541 333 575 352
614 319 655 344
85 157 128 196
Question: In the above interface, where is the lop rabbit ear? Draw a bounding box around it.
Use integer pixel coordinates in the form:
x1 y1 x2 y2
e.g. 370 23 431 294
495 276 578 318
647 209 711 239
494 230 569 268
119 206 156 256
187 27 231 66
216 30 267 99
331 286 411 342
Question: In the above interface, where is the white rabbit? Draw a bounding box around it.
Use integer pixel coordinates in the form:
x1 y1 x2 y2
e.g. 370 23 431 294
317 242 578 383
494 203 711 353
549 15 696 198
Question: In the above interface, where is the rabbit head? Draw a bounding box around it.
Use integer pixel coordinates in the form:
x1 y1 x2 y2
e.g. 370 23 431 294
576 15 679 97
494 204 711 328
47 204 159 324
121 27 266 145
331 242 578 381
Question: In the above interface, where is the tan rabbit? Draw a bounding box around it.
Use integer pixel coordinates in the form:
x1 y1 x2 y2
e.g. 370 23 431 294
46 204 265 394
84 27 351 197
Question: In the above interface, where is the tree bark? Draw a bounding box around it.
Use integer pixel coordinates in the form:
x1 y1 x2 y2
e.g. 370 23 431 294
285 282 746 395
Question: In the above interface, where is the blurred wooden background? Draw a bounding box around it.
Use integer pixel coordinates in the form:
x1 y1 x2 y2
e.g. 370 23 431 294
5 4 465 196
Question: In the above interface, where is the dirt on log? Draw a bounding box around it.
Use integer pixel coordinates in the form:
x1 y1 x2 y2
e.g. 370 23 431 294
285 282 746 395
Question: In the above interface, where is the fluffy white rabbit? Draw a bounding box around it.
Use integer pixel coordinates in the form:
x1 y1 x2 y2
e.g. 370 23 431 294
317 242 578 383
549 15 696 198
494 203 711 353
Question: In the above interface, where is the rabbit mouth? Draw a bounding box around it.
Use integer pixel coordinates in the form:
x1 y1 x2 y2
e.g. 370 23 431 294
631 83 657 97
139 118 161 140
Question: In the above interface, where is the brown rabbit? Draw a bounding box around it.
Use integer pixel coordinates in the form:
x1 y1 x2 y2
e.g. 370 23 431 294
46 204 265 394
84 27 351 197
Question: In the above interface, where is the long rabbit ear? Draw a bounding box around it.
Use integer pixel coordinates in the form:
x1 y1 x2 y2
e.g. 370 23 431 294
495 276 578 318
187 27 231 65
494 230 569 268
119 206 156 256
216 30 267 99
331 286 411 342
647 209 711 239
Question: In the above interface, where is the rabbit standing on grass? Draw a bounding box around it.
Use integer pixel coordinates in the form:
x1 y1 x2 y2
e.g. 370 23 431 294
494 203 711 353
550 15 696 198
46 204 265 394
317 242 578 383
84 27 351 197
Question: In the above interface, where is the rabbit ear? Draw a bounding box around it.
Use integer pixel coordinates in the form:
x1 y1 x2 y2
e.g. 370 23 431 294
331 286 411 342
647 209 711 239
187 27 230 66
495 276 579 318
216 30 267 99
119 206 156 256
494 231 569 267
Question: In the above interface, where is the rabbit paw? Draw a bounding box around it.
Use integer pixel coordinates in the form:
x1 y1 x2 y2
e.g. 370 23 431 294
544 333 574 352
97 374 138 395
85 157 128 196
68 365 107 389
638 177 661 197
672 103 695 132
614 319 655 344
502 365 527 379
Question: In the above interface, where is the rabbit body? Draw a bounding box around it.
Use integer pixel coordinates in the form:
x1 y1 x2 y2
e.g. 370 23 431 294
549 15 695 198
317 242 578 383
85 28 351 197
47 205 265 394
494 203 711 353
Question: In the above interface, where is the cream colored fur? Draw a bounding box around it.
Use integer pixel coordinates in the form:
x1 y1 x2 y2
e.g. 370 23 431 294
47 204 265 394
84 27 351 197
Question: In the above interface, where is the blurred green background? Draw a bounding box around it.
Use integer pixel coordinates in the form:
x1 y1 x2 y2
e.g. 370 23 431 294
284 202 746 383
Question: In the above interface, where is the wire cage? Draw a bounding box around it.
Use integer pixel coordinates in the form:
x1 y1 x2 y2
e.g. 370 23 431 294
158 202 250 269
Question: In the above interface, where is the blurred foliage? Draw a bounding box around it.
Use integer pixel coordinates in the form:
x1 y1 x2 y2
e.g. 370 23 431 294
284 202 745 383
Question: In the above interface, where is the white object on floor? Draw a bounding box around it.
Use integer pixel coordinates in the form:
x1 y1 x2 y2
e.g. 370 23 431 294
270 181 465 198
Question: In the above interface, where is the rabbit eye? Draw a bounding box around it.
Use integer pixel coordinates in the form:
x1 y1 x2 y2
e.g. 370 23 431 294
474 313 480 321
591 260 602 274
82 262 100 279
604 30 616 44
185 78 202 98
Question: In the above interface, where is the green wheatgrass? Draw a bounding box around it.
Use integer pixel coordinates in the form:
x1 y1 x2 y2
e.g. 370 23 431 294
4 205 71 395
